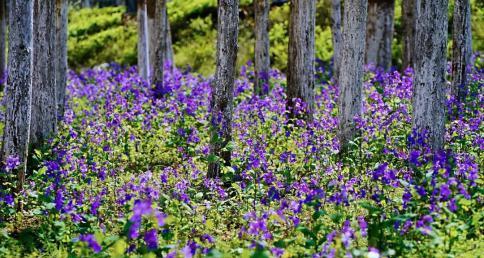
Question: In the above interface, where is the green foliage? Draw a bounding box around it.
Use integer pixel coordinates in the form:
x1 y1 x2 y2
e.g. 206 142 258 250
68 0 484 74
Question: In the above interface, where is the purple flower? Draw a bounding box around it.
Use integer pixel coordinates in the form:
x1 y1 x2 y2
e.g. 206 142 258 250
440 183 451 201
358 216 368 237
3 194 14 207
144 229 158 250
5 155 20 171
181 241 198 258
78 234 102 253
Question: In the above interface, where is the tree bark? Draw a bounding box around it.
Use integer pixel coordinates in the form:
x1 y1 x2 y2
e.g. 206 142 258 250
412 0 448 151
451 0 472 104
82 0 91 8
0 0 6 82
151 0 169 95
286 0 316 120
31 0 57 146
2 0 33 193
137 0 150 80
208 0 239 178
125 0 137 14
365 0 394 70
402 0 417 69
55 0 68 119
330 0 342 82
338 0 367 147
254 0 270 95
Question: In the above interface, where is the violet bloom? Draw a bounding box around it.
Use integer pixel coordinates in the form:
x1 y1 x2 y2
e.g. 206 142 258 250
5 155 20 172
78 234 102 253
144 229 158 250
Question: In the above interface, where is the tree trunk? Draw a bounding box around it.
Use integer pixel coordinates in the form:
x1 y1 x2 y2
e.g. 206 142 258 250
125 0 137 14
330 0 342 82
151 0 170 95
338 0 367 147
365 0 394 70
287 0 316 120
137 0 150 80
2 0 33 194
148 0 156 76
55 0 68 119
254 0 270 95
402 0 417 69
451 0 472 104
412 0 448 151
0 0 6 83
82 0 91 8
31 0 57 146
208 0 239 178
165 19 173 62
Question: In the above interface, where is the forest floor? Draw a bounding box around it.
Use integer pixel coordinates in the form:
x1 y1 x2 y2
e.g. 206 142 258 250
0 60 483 257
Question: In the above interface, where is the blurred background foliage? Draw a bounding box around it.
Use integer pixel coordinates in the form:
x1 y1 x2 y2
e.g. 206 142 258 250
68 0 484 75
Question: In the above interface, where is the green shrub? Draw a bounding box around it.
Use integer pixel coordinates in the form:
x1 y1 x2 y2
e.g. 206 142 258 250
68 0 484 74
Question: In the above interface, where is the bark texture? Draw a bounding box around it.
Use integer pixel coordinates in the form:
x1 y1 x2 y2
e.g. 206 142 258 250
365 0 394 70
137 0 150 80
208 0 239 178
2 0 33 191
151 0 173 91
412 0 448 151
55 0 68 119
338 0 367 147
31 0 57 146
0 0 6 80
451 0 472 104
330 0 342 82
287 0 316 119
254 0 270 95
402 0 417 69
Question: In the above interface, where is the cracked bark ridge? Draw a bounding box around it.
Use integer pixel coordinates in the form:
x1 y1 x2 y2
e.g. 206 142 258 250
138 0 150 80
254 0 270 95
55 0 68 119
0 0 6 82
287 0 316 120
365 0 394 70
2 0 33 192
338 0 367 148
402 0 418 69
451 0 472 105
412 0 448 151
152 0 173 92
330 0 342 83
31 0 57 146
208 0 239 178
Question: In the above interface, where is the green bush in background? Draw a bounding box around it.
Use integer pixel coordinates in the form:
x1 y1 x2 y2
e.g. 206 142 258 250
68 0 484 75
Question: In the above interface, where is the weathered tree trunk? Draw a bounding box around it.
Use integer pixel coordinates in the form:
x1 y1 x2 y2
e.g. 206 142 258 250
254 0 270 95
287 0 316 120
125 0 137 14
208 0 239 178
137 0 150 80
82 0 91 8
55 0 68 119
365 0 394 70
402 0 417 69
412 0 448 151
2 0 33 194
165 19 174 62
147 0 156 75
0 0 6 82
151 0 170 93
31 0 57 146
338 0 367 147
330 0 342 82
451 0 472 104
